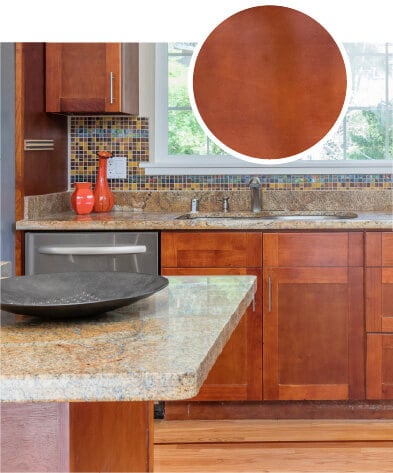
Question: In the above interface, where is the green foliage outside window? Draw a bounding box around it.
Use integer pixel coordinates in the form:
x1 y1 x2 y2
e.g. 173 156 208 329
348 107 393 160
168 42 393 161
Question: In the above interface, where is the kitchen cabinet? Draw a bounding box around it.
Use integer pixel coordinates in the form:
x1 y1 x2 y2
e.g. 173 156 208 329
365 232 393 400
161 230 365 407
46 43 139 114
366 334 393 399
161 231 263 401
365 232 393 332
15 43 69 275
262 232 364 400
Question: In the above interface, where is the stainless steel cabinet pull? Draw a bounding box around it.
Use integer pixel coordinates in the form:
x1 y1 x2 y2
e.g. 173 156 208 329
268 276 272 312
109 71 114 104
38 245 147 255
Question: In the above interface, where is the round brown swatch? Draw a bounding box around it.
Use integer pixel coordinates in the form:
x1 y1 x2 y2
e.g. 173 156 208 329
191 5 348 161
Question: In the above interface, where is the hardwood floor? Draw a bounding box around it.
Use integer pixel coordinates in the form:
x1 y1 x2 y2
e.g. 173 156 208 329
154 419 393 472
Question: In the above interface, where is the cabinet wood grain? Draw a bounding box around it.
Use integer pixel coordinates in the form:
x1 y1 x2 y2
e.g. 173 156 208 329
70 401 153 472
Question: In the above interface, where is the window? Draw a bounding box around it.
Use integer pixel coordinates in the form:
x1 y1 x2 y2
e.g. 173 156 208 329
141 42 393 175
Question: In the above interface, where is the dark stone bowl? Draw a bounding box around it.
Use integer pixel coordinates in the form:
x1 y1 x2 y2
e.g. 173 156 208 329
0 272 169 319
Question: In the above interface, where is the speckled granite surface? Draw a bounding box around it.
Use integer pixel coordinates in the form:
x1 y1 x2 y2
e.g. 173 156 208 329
15 209 393 230
1 275 256 403
18 190 392 230
23 190 393 217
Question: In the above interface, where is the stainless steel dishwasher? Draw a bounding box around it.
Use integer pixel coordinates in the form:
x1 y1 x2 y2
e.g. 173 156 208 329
24 230 164 418
25 232 159 275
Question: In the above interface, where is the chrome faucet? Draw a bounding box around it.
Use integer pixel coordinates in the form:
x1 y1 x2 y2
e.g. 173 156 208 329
218 196 230 212
191 198 199 213
249 177 262 212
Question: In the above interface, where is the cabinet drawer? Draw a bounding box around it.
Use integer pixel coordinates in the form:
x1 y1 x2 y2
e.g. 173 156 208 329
263 232 363 267
366 232 393 267
161 232 262 268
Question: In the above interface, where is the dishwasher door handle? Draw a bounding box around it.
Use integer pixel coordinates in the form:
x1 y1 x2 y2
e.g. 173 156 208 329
38 245 147 255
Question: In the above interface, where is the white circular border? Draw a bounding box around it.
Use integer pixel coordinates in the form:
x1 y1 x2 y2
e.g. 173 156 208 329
188 3 352 166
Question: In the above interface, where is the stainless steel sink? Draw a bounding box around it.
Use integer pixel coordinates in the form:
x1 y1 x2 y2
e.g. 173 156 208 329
176 211 358 221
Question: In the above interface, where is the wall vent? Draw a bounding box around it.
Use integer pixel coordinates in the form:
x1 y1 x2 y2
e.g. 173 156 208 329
24 139 55 151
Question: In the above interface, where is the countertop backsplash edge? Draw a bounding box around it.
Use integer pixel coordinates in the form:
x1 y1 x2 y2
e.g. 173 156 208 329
23 189 393 220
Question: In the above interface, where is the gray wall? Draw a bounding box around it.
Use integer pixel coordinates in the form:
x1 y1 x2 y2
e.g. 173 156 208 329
0 43 15 273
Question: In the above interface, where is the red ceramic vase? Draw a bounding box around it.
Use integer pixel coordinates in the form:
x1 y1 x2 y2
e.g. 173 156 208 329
94 151 114 213
71 182 95 215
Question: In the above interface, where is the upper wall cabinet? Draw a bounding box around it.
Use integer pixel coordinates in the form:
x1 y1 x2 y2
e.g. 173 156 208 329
45 43 139 114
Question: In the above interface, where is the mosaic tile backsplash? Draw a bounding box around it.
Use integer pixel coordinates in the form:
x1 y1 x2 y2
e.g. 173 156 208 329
69 116 392 191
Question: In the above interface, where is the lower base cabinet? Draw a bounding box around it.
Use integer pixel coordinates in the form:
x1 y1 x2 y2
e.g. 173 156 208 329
161 231 263 401
163 267 262 401
262 232 365 401
365 232 393 400
367 334 393 399
161 230 366 403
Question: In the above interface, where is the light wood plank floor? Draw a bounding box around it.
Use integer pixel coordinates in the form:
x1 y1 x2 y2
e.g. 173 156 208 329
154 420 393 472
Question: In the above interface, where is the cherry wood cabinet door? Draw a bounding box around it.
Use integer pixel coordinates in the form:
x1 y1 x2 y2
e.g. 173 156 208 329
367 334 393 400
161 231 263 401
263 232 364 401
365 232 393 332
46 43 139 114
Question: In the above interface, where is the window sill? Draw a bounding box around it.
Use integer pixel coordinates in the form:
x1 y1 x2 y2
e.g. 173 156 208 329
140 160 393 176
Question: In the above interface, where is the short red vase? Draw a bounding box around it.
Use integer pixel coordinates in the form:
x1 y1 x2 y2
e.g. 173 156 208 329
71 182 95 215
94 151 114 213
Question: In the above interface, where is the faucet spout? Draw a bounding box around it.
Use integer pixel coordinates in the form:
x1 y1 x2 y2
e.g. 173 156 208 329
249 177 262 212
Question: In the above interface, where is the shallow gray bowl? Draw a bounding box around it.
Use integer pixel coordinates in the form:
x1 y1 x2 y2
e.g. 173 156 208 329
0 272 169 319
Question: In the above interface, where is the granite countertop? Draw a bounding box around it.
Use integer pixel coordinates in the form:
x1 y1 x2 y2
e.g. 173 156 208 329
15 209 393 230
1 275 256 403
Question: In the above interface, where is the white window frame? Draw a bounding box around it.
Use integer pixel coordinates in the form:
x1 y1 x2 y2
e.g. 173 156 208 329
140 43 393 175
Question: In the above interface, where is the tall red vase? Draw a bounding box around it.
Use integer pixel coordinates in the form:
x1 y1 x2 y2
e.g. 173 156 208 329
71 182 95 215
94 151 114 213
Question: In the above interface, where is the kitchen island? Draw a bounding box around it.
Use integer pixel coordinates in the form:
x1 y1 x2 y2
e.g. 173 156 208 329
1 275 257 472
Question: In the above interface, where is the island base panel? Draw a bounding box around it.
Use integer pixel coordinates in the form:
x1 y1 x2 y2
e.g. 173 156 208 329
70 401 154 472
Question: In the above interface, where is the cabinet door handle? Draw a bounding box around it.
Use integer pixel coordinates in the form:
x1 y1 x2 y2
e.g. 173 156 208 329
268 276 272 313
109 71 114 104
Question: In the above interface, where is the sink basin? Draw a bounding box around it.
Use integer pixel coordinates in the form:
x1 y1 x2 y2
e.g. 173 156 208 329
176 211 358 221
